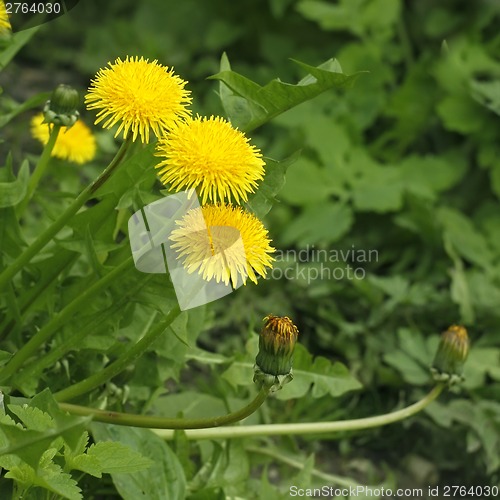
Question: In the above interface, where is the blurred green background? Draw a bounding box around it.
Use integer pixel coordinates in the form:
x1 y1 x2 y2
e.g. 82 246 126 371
4 0 500 494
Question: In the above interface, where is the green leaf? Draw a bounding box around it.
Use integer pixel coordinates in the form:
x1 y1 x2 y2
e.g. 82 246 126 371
86 441 153 474
0 91 49 128
210 55 364 131
92 424 186 500
383 329 437 386
7 405 55 432
463 347 500 389
0 26 41 71
297 0 400 36
470 80 500 116
0 159 29 208
0 420 85 469
279 157 335 206
277 343 362 400
281 202 353 246
222 341 361 400
245 153 298 217
437 94 488 134
439 206 494 270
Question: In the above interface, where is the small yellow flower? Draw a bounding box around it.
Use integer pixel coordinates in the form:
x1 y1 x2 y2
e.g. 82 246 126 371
155 115 265 204
31 113 96 164
169 204 274 288
85 56 191 143
0 1 12 33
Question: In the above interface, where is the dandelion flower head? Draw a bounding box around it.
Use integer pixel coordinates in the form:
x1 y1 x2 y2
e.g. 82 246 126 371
169 204 274 288
155 116 265 204
31 113 96 164
85 56 191 143
0 1 11 33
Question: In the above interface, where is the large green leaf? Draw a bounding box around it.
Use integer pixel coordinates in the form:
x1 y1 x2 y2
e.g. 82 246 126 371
210 53 364 132
221 340 361 400
92 424 186 500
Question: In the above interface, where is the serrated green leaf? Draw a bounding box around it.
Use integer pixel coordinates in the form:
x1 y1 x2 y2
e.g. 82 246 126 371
222 341 361 400
92 424 186 500
86 441 153 474
8 404 55 432
67 453 103 478
278 344 362 400
0 414 90 469
210 56 363 131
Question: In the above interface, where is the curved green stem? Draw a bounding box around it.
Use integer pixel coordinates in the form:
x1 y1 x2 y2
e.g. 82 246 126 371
54 304 182 402
59 386 270 429
0 139 131 292
0 257 134 384
153 384 445 440
17 124 61 216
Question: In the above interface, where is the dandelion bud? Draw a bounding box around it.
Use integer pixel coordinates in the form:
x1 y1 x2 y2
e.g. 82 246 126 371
431 325 469 385
254 315 298 392
43 84 80 127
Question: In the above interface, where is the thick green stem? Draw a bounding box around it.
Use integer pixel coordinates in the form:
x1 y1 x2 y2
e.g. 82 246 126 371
153 384 445 440
0 139 131 292
17 124 61 215
54 305 182 402
59 386 271 429
0 257 134 384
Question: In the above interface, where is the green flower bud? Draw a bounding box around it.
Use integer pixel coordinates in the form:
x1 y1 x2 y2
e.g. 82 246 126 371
431 325 469 385
43 84 80 127
254 315 298 392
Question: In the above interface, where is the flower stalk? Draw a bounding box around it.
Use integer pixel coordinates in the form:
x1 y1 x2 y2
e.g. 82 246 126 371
0 138 131 293
153 384 445 440
59 385 271 429
17 123 61 215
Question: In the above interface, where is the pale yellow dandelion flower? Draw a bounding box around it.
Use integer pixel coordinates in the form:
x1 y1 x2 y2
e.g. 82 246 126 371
169 204 274 288
155 115 265 204
85 56 191 143
31 113 96 164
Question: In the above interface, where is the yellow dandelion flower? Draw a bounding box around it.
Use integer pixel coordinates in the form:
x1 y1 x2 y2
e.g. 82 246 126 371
85 56 191 143
155 115 265 204
169 204 274 288
31 113 96 164
0 1 12 33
